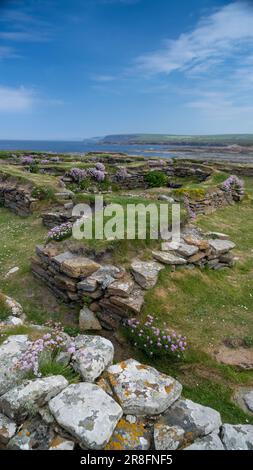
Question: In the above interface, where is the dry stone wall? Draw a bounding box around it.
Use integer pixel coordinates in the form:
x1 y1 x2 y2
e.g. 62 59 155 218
0 176 37 216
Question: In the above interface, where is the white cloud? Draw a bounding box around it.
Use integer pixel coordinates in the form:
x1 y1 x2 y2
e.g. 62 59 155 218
136 2 253 75
0 86 35 112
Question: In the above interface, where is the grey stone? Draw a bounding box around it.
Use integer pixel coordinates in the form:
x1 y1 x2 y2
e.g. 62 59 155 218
154 424 185 450
49 383 123 449
106 359 182 416
185 432 224 450
131 260 164 289
49 435 75 450
152 250 187 265
244 391 253 412
221 424 253 450
0 412 17 444
0 335 29 396
79 307 102 331
162 241 199 257
107 276 134 298
0 376 68 421
209 239 235 255
73 335 114 382
160 398 222 439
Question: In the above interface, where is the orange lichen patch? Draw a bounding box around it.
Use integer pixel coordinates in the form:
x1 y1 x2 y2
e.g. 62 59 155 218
26 431 31 437
50 436 65 448
136 364 148 370
104 418 148 451
164 384 173 394
18 431 23 436
119 361 127 370
96 377 113 396
144 381 158 390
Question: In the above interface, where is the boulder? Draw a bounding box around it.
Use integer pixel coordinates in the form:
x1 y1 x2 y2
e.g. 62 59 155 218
0 376 68 422
49 383 123 449
209 239 235 255
221 424 253 450
185 432 224 450
73 335 114 382
104 418 150 450
160 398 222 439
61 257 101 278
0 412 17 444
131 260 164 289
152 250 187 265
0 335 29 396
79 307 102 331
154 424 185 450
106 359 182 415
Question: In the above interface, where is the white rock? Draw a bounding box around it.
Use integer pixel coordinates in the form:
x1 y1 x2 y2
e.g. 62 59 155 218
221 424 253 450
185 432 224 450
1 316 23 326
209 239 235 255
244 391 253 412
0 376 68 421
73 335 114 382
0 335 29 396
106 359 182 415
131 260 164 289
154 424 185 450
4 267 19 278
49 383 123 449
0 412 17 444
162 241 199 257
161 398 222 438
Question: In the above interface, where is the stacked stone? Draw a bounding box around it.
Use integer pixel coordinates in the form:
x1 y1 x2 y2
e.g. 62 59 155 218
0 182 37 216
186 185 245 216
0 335 252 450
42 205 76 229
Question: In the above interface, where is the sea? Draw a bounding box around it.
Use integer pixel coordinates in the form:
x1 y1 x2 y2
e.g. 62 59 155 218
1 140 253 163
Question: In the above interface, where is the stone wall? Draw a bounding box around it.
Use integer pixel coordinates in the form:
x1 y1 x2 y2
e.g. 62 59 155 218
186 186 244 215
0 176 37 216
31 228 236 331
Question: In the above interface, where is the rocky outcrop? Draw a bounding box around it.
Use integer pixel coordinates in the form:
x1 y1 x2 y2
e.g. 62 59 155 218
0 334 252 451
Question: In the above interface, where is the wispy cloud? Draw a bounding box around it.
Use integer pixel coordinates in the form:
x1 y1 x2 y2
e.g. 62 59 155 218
136 2 253 76
0 85 35 112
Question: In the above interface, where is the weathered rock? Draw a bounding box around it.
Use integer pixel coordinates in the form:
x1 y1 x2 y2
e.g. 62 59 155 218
61 257 101 279
131 260 164 289
105 418 150 450
106 359 182 416
154 424 185 450
7 417 54 450
78 277 97 293
205 232 230 240
79 307 102 331
183 236 209 251
188 252 207 263
209 239 235 255
107 276 134 298
0 376 68 421
49 435 75 450
185 432 224 450
152 250 187 265
108 288 144 315
215 346 253 370
244 391 253 412
221 424 253 450
158 195 175 203
4 295 23 317
49 383 123 449
73 335 114 382
0 335 29 396
160 399 222 439
0 412 16 444
162 241 199 257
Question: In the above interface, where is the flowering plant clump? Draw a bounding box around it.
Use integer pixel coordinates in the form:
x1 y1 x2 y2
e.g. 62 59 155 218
17 322 76 377
125 315 187 360
221 175 244 192
183 195 196 220
69 167 87 183
95 162 106 171
21 156 34 165
115 167 129 181
41 159 50 164
47 222 73 242
87 167 106 182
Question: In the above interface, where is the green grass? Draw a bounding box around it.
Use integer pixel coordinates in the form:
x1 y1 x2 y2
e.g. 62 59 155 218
0 293 11 321
39 357 80 383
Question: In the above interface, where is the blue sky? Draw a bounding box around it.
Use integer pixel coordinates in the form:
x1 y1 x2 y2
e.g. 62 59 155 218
0 0 253 139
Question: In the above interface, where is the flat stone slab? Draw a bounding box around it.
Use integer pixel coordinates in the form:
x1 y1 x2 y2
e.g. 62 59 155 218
162 241 199 257
209 239 235 255
154 424 185 450
105 418 150 450
79 307 102 331
0 412 17 444
131 260 164 289
61 257 101 278
109 288 144 315
49 383 123 449
0 376 68 421
73 335 114 382
152 250 187 265
0 335 29 396
160 398 222 439
107 276 134 298
106 359 182 416
221 424 253 450
215 346 253 370
185 432 224 450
